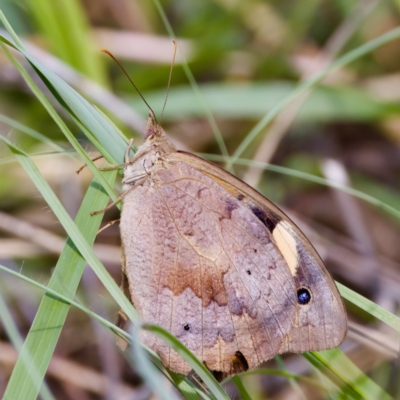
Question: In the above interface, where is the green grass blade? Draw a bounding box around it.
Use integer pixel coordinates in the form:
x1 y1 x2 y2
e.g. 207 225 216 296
0 40 119 203
0 264 130 341
0 138 138 317
130 83 388 123
3 167 117 399
168 373 204 400
275 355 306 400
0 11 24 48
229 25 400 167
151 0 232 170
338 284 400 333
0 11 128 163
231 376 252 400
201 154 400 222
140 323 230 400
27 0 107 85
17 46 126 163
0 291 55 400
130 326 180 400
305 349 393 400
0 113 67 153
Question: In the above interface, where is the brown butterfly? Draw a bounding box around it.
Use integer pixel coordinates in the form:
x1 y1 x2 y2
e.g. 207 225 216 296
119 110 347 378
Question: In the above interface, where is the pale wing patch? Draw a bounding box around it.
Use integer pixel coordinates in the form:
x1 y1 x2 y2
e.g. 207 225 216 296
273 221 298 277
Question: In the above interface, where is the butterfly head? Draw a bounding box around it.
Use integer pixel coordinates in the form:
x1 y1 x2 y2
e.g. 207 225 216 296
143 110 163 139
122 111 176 190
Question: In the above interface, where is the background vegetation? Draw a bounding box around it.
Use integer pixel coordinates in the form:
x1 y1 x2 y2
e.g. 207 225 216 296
1 0 400 399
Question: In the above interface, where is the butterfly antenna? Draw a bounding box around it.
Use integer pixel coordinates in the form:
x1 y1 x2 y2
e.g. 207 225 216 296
160 41 177 124
101 49 156 121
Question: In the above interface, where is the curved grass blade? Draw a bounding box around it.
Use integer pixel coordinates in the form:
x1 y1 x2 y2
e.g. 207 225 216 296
338 283 400 333
229 25 400 167
2 165 120 399
139 323 230 400
0 34 127 163
151 0 231 171
0 291 55 400
231 376 252 400
130 325 180 400
0 113 67 153
305 349 393 400
0 137 138 319
168 372 205 400
0 264 130 341
0 40 119 204
201 154 400 222
28 0 107 85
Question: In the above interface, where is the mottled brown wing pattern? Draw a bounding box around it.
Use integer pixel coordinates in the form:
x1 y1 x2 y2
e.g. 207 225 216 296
121 161 299 375
119 112 346 378
172 152 347 355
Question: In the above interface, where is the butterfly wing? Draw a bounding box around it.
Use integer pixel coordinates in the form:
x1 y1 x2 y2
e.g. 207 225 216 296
171 152 347 354
121 151 346 376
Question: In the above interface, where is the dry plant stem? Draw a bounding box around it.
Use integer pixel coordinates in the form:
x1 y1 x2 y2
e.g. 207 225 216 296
0 211 65 254
81 270 124 400
21 37 145 132
242 0 379 188
321 159 380 296
0 211 120 264
348 320 399 358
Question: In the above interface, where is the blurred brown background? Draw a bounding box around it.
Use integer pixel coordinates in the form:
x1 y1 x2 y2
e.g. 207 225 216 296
1 0 400 398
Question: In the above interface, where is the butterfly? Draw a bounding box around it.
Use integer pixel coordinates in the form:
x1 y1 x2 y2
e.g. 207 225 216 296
118 110 347 378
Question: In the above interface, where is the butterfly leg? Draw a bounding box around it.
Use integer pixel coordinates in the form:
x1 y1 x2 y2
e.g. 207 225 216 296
90 176 147 216
76 154 105 174
97 218 120 234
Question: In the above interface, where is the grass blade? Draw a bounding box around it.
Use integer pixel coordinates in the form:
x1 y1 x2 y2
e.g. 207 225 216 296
229 25 400 167
0 291 55 400
305 349 393 400
3 166 117 399
140 323 230 400
0 137 138 319
27 0 107 85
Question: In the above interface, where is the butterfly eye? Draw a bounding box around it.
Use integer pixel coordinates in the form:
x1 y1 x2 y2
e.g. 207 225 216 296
297 287 312 305
183 324 191 331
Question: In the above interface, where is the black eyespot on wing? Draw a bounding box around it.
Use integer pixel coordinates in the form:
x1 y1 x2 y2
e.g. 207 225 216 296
246 270 251 275
250 205 280 232
210 369 224 382
253 248 257 253
237 193 245 201
232 351 249 374
297 287 312 305
184 324 190 331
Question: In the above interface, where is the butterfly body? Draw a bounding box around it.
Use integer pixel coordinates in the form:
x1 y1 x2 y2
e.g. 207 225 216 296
120 112 347 377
